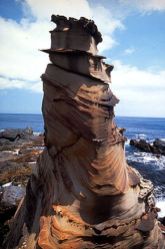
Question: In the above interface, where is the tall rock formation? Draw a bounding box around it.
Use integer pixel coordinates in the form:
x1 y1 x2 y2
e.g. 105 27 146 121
4 15 165 249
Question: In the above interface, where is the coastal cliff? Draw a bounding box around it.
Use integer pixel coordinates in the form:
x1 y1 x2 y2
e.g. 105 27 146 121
4 15 165 249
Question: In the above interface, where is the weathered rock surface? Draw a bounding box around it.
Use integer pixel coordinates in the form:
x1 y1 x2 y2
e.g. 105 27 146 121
130 138 165 155
0 128 33 142
41 50 113 83
154 139 165 155
4 15 165 249
0 129 44 247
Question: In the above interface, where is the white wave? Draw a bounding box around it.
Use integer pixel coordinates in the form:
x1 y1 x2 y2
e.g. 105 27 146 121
127 151 165 170
159 138 165 143
125 139 130 147
135 134 147 140
156 199 165 217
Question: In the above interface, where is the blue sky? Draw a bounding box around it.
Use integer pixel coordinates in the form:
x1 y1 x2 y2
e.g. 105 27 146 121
0 0 165 117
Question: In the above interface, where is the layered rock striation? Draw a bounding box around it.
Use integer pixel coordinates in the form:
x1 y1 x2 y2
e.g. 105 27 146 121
4 15 165 249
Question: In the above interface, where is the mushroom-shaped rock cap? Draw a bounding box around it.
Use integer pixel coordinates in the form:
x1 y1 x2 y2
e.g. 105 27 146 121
46 15 102 55
51 15 102 44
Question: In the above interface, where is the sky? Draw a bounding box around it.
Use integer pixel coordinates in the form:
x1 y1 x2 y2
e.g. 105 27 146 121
0 0 165 117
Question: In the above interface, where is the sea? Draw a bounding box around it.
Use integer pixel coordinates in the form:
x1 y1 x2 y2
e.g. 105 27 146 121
0 113 165 216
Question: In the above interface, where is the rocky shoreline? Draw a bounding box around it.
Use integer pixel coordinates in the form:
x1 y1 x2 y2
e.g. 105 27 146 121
1 128 165 246
0 128 44 247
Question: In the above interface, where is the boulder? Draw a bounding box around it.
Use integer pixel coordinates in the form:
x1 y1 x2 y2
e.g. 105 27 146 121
130 139 152 152
0 128 33 142
153 139 165 155
1 184 25 207
130 138 165 156
0 132 44 248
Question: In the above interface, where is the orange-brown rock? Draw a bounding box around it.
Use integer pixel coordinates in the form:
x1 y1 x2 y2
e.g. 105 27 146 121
4 15 165 249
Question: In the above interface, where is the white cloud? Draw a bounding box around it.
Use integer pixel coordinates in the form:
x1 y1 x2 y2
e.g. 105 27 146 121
22 0 92 20
0 0 124 94
91 5 124 34
0 76 42 93
124 47 135 55
112 60 165 90
98 35 117 53
91 5 124 52
0 17 50 82
30 81 42 93
23 0 124 52
1 0 164 117
0 77 27 89
109 60 165 117
119 0 165 12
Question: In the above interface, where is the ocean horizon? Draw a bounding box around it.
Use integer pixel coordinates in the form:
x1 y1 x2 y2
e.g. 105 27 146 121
0 113 165 211
0 113 165 139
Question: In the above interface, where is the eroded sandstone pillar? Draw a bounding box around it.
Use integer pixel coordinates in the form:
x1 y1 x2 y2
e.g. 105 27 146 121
4 15 165 249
